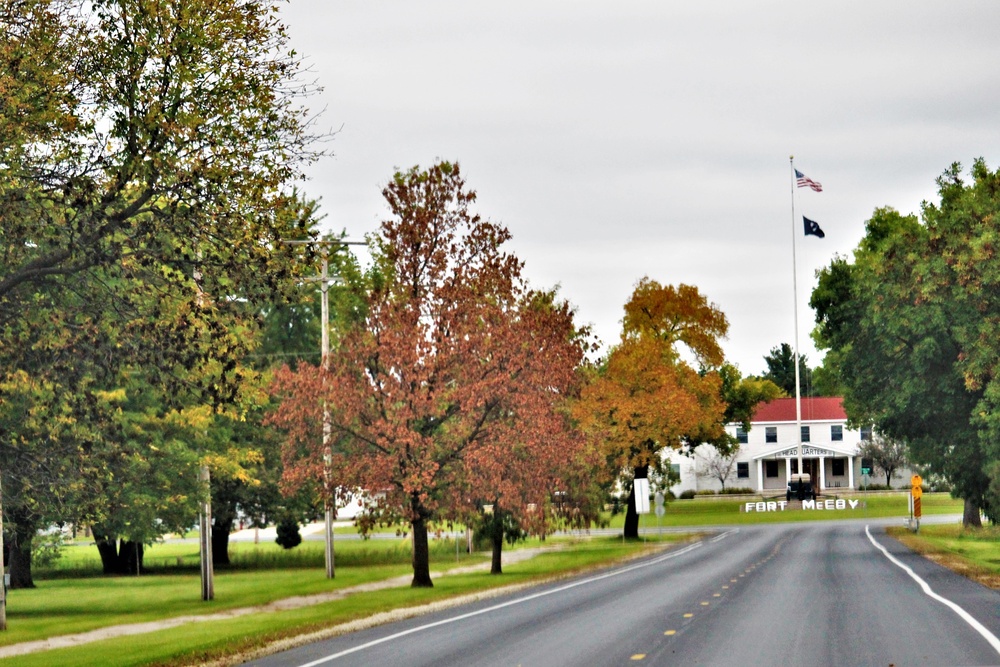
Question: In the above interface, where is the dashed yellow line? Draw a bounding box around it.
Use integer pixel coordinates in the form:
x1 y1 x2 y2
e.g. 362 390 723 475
630 654 646 660
664 630 677 636
683 613 694 618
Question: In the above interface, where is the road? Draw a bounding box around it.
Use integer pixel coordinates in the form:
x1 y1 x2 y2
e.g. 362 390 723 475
246 521 1000 667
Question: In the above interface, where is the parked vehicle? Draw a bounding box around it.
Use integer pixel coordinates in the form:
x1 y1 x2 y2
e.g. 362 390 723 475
786 473 814 501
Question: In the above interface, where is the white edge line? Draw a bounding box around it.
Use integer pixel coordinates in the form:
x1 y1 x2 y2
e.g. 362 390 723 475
865 524 1000 657
295 541 705 667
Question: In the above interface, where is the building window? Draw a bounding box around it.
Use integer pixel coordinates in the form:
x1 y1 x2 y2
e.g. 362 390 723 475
831 425 843 441
765 427 777 443
670 464 680 476
765 460 779 478
737 462 749 478
832 459 845 476
736 426 748 444
801 426 810 443
860 426 873 441
790 459 798 474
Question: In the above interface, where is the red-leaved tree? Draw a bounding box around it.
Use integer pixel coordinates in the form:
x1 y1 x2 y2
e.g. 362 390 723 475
270 162 587 586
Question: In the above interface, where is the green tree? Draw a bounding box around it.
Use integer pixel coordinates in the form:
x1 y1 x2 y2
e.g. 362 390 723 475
0 0 324 612
761 343 816 397
812 163 1000 526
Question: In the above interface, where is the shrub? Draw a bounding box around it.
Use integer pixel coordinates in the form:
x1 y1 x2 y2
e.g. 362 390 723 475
695 490 717 496
274 515 302 550
679 490 697 500
722 487 755 495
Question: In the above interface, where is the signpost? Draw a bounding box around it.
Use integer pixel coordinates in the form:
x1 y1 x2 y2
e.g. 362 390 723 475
634 478 650 544
654 492 665 538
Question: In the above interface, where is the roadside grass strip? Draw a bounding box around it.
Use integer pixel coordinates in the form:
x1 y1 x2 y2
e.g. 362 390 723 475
290 542 705 667
865 525 1000 658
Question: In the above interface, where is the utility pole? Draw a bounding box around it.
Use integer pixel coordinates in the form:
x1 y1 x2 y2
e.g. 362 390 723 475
200 465 214 600
282 239 365 579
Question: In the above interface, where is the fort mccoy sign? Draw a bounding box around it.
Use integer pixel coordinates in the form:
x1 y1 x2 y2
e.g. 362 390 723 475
743 499 863 513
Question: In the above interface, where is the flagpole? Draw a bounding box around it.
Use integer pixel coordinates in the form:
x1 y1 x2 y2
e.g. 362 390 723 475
789 156 803 480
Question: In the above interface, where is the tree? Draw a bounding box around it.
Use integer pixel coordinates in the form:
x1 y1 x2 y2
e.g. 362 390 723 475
270 163 587 587
696 447 742 492
857 435 907 488
0 0 324 616
575 279 729 538
762 343 815 397
812 161 1000 526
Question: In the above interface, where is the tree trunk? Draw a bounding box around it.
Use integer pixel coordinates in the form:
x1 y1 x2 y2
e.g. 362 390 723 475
410 513 433 588
962 497 983 528
7 514 35 589
489 508 503 575
119 541 144 575
212 514 233 567
94 533 120 575
623 465 648 539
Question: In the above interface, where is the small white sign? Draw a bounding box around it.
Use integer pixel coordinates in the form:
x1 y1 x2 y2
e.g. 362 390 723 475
634 478 651 514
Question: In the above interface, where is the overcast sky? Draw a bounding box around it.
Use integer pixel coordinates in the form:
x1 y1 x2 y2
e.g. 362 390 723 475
278 0 1000 375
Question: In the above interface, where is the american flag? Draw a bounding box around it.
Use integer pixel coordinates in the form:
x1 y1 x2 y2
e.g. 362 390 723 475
795 169 822 192
795 169 823 192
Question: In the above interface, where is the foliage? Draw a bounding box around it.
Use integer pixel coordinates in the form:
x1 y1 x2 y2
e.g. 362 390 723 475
761 343 816 397
574 278 730 537
812 160 1000 525
270 162 589 587
0 0 325 593
274 515 302 550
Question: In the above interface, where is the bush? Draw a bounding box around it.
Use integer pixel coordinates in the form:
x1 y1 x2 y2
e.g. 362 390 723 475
695 490 718 496
721 487 755 495
678 490 697 500
274 515 302 550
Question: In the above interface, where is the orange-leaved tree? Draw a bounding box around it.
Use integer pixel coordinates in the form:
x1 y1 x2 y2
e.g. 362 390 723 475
575 279 729 538
270 162 587 586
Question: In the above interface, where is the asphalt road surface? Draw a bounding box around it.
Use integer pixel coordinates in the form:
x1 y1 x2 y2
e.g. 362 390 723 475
246 521 1000 666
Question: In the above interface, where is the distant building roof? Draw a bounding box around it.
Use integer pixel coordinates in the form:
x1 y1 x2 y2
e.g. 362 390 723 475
752 397 846 423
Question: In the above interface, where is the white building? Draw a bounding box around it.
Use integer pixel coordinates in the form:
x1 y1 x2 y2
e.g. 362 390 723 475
669 397 882 496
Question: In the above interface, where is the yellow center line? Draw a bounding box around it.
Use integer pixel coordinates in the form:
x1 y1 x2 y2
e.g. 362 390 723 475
630 654 646 661
664 630 677 636
683 613 694 618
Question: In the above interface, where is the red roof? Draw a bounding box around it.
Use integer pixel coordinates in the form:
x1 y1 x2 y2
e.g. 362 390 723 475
752 397 846 423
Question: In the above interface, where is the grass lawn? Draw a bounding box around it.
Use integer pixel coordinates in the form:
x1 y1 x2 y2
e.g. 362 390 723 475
605 491 963 527
2 534 688 666
887 523 1000 591
0 492 967 666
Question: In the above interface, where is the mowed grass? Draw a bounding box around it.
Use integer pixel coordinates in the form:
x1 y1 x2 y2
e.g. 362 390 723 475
887 522 1000 591
1 534 687 666
606 491 963 527
0 492 966 666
